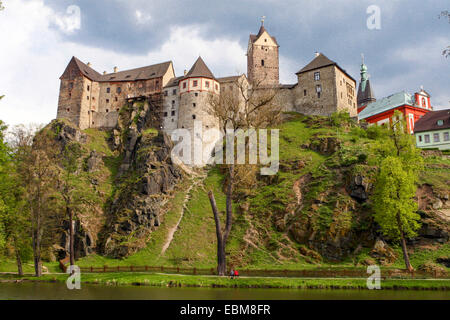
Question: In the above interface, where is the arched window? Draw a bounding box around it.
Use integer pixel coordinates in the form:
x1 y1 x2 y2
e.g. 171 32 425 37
422 97 426 107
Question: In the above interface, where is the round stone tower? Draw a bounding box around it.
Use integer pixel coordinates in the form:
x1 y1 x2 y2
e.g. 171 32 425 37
177 56 220 131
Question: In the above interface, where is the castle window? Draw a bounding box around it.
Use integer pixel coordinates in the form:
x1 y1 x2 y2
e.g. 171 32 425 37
215 84 218 90
261 59 265 66
106 109 109 113
87 96 89 100
115 97 118 102
317 92 321 98
304 90 307 96
193 103 196 107
92 121 95 125
164 91 168 96
172 100 175 105
164 112 168 117
87 85 90 91
155 80 159 88
205 81 210 88
107 87 110 93
67 108 70 112
264 39 267 42
116 108 120 112
69 93 71 98
69 83 74 89
193 80 198 87
183 82 187 89
172 89 177 95
171 111 175 116
195 93 198 97
92 97 95 101
314 72 320 81
117 87 122 94
192 115 196 119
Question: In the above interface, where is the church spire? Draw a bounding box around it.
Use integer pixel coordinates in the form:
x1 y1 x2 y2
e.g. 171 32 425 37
357 54 376 107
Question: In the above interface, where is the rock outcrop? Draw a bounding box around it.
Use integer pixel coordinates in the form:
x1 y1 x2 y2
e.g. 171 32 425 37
100 101 183 258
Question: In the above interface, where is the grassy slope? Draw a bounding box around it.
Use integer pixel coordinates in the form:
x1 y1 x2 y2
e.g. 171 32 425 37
1 115 449 274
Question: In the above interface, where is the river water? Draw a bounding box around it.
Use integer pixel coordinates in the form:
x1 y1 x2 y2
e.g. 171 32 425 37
0 282 449 300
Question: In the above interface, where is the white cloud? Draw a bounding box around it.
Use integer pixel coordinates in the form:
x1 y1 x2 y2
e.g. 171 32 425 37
52 5 81 34
135 10 151 25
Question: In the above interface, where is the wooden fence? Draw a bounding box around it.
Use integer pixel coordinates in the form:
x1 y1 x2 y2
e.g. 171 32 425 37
64 264 450 279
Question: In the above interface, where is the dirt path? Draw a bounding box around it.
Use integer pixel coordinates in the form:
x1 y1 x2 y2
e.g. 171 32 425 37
160 173 206 256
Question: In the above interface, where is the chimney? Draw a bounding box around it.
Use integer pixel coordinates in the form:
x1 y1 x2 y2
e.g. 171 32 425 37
114 66 118 73
314 52 320 57
87 62 92 67
184 69 187 76
103 71 107 75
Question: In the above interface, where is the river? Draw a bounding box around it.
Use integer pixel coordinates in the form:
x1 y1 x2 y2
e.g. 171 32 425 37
0 282 449 300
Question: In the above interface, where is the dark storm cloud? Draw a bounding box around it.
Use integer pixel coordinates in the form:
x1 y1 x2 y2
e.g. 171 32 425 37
43 0 449 107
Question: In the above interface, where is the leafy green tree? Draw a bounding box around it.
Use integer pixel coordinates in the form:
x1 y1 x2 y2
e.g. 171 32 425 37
373 156 421 271
0 120 31 276
370 112 423 271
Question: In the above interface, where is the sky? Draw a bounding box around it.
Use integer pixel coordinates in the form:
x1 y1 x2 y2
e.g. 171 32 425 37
0 0 449 126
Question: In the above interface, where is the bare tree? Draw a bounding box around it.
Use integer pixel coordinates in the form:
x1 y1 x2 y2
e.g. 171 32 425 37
439 11 450 57
206 75 282 275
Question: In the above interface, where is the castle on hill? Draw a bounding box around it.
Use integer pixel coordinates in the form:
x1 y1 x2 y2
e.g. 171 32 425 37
56 20 358 131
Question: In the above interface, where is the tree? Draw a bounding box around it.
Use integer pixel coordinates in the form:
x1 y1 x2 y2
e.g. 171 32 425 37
16 128 59 277
0 121 32 276
207 75 281 275
56 142 98 267
372 156 421 271
371 111 423 271
439 11 450 57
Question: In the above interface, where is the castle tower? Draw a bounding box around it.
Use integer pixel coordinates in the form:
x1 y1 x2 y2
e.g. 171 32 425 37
247 17 279 86
177 57 220 131
357 55 376 108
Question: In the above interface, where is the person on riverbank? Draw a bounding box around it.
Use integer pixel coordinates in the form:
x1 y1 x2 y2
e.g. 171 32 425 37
234 269 239 278
229 269 235 279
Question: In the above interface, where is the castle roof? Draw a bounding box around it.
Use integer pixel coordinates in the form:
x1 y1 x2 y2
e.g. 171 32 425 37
358 91 415 120
99 61 173 82
296 53 356 83
357 78 376 106
249 25 279 46
216 74 246 83
357 62 376 106
414 109 450 133
63 57 173 82
62 57 102 81
185 57 215 79
164 76 184 88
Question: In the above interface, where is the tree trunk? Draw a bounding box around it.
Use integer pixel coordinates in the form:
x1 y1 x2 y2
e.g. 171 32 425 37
13 238 23 276
69 207 75 268
208 191 226 276
397 213 413 271
400 232 413 272
32 209 42 277
15 249 23 277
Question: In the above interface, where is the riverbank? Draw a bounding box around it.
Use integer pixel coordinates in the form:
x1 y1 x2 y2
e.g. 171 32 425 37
1 273 450 291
